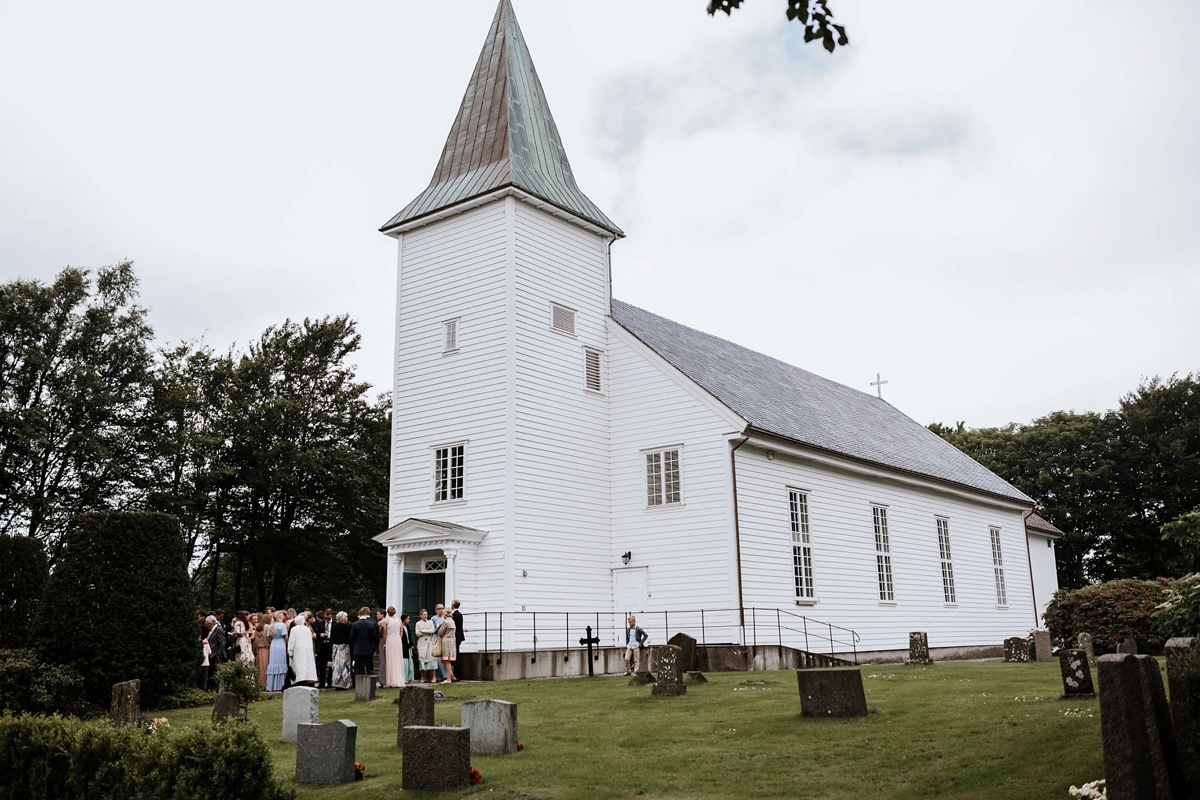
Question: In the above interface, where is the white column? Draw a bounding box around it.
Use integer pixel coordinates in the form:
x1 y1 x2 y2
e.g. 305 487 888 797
443 549 459 607
386 552 405 612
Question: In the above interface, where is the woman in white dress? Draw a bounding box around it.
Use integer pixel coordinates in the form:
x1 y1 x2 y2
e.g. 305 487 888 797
233 611 254 665
384 606 405 688
287 611 319 685
415 609 438 683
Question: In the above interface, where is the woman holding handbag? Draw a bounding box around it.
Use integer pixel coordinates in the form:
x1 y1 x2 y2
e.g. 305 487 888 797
415 609 438 683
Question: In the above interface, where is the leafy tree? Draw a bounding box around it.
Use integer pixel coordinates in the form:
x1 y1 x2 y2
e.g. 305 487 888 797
36 511 197 706
707 0 849 52
1160 510 1200 575
0 535 48 648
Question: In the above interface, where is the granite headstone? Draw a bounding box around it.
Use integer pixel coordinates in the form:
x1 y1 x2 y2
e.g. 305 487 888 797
1097 653 1185 799
1077 632 1096 669
461 699 518 754
1033 630 1053 662
1165 637 1200 797
212 692 240 724
650 644 687 697
396 685 436 748
1058 649 1095 698
628 672 656 686
400 726 471 790
355 674 377 702
667 632 698 672
1117 637 1139 655
796 667 868 717
282 686 319 743
296 720 357 784
685 671 708 684
1003 637 1030 663
906 632 932 665
110 680 140 728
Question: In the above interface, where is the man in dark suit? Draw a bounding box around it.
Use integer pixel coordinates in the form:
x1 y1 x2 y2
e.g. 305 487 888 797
204 615 227 691
450 600 466 680
349 606 379 676
313 608 334 688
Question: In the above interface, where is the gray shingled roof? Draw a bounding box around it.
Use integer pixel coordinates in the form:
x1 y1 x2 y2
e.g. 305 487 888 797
380 0 622 237
611 299 1032 504
1024 511 1064 536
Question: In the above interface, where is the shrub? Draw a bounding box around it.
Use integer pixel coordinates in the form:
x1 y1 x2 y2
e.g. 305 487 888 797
1044 578 1172 654
0 536 47 648
146 687 213 711
1154 573 1200 640
215 659 259 700
35 512 197 707
0 649 88 717
0 713 295 800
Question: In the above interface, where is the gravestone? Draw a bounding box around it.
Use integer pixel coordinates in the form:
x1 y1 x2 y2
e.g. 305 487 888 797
282 686 319 744
905 632 932 665
1097 653 1185 799
1117 638 1139 655
296 719 357 785
400 726 471 790
686 671 708 684
796 667 868 717
1033 630 1053 662
1077 632 1096 668
461 699 518 754
1003 637 1030 663
355 674 377 702
110 679 140 728
650 644 687 697
212 692 240 724
668 632 698 672
1058 649 1095 698
1166 637 1200 796
628 672 656 686
396 685 436 748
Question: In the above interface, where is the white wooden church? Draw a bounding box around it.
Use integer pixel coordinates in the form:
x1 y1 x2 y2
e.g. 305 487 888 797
375 0 1060 659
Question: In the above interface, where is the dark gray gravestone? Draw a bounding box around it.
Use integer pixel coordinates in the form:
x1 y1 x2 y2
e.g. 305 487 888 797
1077 633 1096 669
282 686 319 743
685 671 708 684
667 632 698 672
1033 630 1053 662
1058 650 1095 698
395 685 435 748
461 699 518 754
110 679 140 728
651 645 687 697
1003 637 1030 663
400 726 471 790
212 692 240 724
796 668 868 717
296 719 357 784
1117 638 1139 655
1166 637 1200 797
354 674 377 701
906 632 932 665
1097 653 1185 799
628 672 656 686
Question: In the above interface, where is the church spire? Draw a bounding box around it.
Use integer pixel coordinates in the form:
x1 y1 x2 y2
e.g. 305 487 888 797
381 0 622 237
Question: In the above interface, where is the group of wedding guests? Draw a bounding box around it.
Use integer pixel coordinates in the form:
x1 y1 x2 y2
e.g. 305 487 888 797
198 600 466 692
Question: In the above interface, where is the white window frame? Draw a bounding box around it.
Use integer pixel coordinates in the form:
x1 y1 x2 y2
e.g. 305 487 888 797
443 318 460 353
789 489 815 602
550 302 576 336
936 517 956 604
584 347 603 393
873 505 894 602
990 526 1008 607
432 442 466 504
643 446 682 509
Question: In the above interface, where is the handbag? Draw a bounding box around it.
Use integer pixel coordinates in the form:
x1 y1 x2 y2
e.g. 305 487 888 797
431 638 443 658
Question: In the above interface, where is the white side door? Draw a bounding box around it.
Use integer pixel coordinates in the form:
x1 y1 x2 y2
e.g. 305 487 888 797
613 567 648 617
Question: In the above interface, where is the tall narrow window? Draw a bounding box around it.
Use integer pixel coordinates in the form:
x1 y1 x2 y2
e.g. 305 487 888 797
551 303 575 335
790 490 815 600
873 505 894 601
434 445 464 502
936 517 956 603
443 319 459 352
990 527 1007 605
645 449 681 507
584 348 602 392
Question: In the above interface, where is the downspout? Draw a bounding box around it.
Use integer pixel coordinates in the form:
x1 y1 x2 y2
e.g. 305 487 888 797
730 437 749 630
1023 518 1039 629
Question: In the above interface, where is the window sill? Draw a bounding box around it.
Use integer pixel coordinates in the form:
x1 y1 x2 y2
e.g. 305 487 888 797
943 603 959 608
996 605 1009 610
432 499 468 508
878 601 897 607
549 326 577 338
442 348 460 357
795 599 818 607
643 502 685 513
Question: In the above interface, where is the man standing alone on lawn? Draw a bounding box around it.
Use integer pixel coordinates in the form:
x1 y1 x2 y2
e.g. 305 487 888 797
349 606 379 676
624 615 648 676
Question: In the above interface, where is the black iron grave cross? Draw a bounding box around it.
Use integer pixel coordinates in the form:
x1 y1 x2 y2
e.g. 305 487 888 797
579 625 601 676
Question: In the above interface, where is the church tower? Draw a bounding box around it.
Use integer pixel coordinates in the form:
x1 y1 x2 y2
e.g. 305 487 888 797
375 0 623 622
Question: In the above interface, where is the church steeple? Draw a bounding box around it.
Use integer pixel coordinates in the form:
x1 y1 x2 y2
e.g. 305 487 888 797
380 0 622 237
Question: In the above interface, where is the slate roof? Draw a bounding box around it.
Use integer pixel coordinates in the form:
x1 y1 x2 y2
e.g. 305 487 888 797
380 0 622 237
611 299 1033 504
1023 511 1064 536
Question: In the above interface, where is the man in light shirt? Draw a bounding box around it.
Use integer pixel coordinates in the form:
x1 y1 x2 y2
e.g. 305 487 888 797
624 615 648 676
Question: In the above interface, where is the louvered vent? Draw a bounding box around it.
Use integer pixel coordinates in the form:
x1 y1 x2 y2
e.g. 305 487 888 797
551 304 575 335
585 349 602 392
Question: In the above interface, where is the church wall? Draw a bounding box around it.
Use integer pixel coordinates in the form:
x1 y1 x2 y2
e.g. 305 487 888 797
1026 531 1059 624
510 203 613 613
735 444 1037 653
390 201 512 612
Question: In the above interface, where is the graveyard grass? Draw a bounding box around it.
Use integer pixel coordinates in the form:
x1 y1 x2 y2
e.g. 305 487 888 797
160 661 1102 799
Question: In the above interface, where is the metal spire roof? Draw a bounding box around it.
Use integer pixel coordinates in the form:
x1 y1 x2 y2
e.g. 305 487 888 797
381 0 622 237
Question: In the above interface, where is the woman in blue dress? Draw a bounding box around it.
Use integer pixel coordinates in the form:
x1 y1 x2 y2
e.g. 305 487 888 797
266 610 289 692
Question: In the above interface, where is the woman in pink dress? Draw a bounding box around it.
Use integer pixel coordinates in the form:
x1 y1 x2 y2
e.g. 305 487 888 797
384 606 405 688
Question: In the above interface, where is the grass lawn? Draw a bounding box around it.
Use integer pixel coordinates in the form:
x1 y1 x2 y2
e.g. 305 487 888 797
160 661 1102 799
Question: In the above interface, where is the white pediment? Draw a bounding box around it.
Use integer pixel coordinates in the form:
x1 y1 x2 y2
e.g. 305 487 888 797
373 518 487 551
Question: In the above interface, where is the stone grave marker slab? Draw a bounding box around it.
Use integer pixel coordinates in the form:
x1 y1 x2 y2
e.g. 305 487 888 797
1166 637 1200 796
651 644 686 697
1033 630 1053 662
461 699 518 754
296 719 357 784
110 679 140 728
212 692 240 724
685 671 708 684
1077 632 1096 668
1003 637 1029 663
906 632 932 665
1058 649 1095 698
1097 653 1185 799
396 685 436 748
796 667 868 717
667 632 698 672
400 725 471 790
1117 637 1139 655
282 686 319 743
355 674 377 702
628 672 655 686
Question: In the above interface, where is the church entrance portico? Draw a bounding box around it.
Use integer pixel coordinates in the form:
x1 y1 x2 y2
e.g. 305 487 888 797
372 518 487 616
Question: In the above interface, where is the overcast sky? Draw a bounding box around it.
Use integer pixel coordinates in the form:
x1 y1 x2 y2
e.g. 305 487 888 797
2 1 1196 428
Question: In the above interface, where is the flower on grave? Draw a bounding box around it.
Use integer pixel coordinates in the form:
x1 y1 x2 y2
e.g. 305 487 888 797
146 717 170 734
1068 778 1105 799
517 742 524 751
354 763 365 782
433 690 444 699
469 767 482 785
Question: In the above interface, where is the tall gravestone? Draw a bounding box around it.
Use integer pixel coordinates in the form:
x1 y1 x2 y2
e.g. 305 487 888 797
461 699 518 754
1033 630 1053 662
355 674 377 702
1003 637 1029 663
1097 653 1186 799
396 685 436 748
110 680 140 728
650 644 687 697
296 720 357 785
796 667 868 717
667 632 698 672
1058 649 1095 698
401 726 471 790
282 686 320 744
1117 638 1138 655
906 632 932 665
1166 637 1200 796
212 692 240 724
1077 633 1096 668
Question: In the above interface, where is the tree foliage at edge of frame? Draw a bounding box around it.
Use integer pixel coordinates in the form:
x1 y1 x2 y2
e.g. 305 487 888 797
707 0 849 53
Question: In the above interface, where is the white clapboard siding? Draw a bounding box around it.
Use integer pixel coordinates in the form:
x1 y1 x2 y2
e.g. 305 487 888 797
734 443 1037 652
1027 532 1060 622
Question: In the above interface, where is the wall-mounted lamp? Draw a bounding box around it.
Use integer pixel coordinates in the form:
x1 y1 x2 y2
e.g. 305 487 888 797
621 551 632 565
767 451 776 460
522 569 527 577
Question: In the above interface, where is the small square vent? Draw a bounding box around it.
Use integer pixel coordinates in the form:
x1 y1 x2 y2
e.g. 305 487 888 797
551 303 575 335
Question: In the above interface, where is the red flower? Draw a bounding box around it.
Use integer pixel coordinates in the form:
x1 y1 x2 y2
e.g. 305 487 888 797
469 768 482 785
517 742 525 751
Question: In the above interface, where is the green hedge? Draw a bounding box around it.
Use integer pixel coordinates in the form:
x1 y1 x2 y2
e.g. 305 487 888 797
1044 578 1172 654
0 649 88 717
0 536 47 649
0 713 295 800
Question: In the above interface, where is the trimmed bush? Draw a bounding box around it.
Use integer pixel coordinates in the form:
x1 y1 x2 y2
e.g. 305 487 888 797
1154 573 1200 639
215 659 259 699
0 649 87 717
0 713 295 800
1044 578 1172 654
0 535 47 648
35 512 197 707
